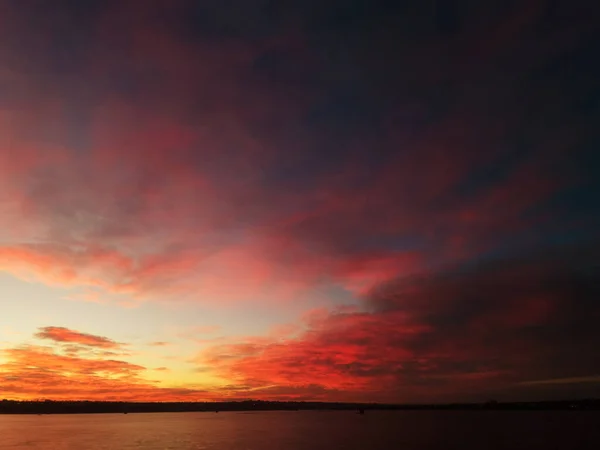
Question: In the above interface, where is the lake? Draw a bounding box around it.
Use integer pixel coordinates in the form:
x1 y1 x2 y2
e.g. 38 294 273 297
1 410 598 449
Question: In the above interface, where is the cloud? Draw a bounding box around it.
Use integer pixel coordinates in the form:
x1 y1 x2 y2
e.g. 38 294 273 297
0 331 213 401
35 326 121 349
6 242 596 403
196 241 600 402
519 376 600 387
1 0 599 402
0 0 597 309
148 341 171 347
4 346 143 377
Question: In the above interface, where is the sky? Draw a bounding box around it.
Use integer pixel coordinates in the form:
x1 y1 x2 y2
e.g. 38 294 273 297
0 0 599 403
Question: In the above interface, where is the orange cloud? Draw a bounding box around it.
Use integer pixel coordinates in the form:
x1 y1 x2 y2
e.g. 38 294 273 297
35 327 121 349
0 332 214 402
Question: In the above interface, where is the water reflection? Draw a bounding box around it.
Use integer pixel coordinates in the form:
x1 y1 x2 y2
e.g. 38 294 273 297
0 410 598 449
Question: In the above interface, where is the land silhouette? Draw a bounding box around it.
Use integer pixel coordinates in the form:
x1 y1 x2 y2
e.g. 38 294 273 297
1 399 599 414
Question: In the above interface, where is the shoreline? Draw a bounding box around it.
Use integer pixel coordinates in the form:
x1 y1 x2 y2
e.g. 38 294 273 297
1 399 599 414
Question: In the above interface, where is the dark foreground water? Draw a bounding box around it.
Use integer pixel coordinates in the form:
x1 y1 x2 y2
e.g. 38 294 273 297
1 410 599 449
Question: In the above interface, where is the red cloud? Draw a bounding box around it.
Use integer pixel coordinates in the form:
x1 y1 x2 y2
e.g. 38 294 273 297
196 310 435 401
195 243 600 402
0 0 592 309
35 327 121 349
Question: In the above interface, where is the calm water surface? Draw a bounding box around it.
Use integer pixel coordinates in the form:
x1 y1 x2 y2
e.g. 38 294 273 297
1 410 598 449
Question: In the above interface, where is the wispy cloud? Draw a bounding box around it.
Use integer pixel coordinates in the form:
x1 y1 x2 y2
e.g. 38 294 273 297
148 341 170 347
0 330 212 401
519 376 600 386
35 327 122 349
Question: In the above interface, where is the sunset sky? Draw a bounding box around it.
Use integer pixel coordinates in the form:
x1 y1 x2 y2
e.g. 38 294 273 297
1 0 599 403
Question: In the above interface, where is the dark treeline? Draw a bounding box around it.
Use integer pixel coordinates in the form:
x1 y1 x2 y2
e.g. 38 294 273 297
1 399 599 414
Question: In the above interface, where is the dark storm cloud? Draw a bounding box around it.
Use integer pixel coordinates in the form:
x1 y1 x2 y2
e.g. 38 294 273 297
369 241 600 367
369 240 600 399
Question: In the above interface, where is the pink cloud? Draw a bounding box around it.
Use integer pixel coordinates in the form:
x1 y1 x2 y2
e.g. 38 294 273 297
0 0 595 318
